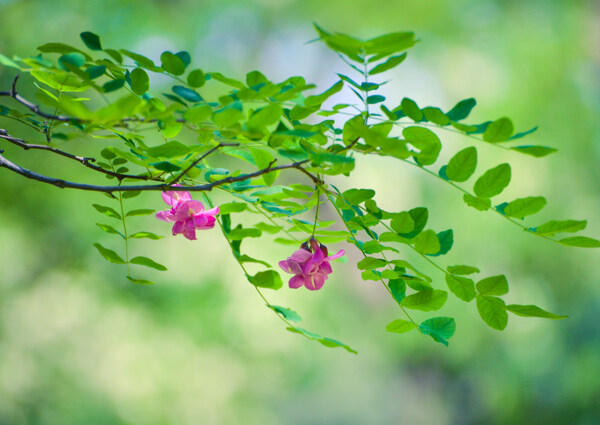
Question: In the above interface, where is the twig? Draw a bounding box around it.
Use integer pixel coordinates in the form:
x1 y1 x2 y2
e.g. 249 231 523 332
0 152 316 193
0 129 160 181
169 142 239 185
0 76 71 122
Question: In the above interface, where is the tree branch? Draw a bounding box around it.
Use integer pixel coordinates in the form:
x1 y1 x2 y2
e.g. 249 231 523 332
0 152 317 193
0 76 71 122
169 142 238 185
0 129 161 181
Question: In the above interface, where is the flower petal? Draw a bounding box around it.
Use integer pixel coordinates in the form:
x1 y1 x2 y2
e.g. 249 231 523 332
319 261 333 275
311 272 326 290
288 275 304 289
326 249 345 261
279 260 293 274
156 211 176 222
290 249 312 263
172 220 185 235
204 206 219 217
183 227 197 240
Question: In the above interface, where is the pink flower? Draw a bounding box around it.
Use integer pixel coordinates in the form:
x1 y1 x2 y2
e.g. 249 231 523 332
156 189 219 240
279 238 345 291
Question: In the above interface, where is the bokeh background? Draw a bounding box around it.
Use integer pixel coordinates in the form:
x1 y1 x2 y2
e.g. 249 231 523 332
1 0 599 424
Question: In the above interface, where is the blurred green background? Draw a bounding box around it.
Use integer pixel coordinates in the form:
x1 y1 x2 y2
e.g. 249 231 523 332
0 0 599 423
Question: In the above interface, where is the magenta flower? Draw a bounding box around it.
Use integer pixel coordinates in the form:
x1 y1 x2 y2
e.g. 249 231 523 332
279 238 345 291
156 189 219 240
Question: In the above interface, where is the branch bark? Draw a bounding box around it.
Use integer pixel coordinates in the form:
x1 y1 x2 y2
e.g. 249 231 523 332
0 152 318 192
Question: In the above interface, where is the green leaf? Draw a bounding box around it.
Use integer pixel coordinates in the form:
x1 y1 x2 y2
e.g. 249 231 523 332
126 209 155 217
357 257 387 270
385 319 416 333
369 53 407 75
219 202 247 214
446 147 477 182
120 49 156 68
419 317 456 346
401 98 422 122
269 305 301 322
447 265 480 275
100 148 116 160
249 270 283 290
130 68 150 95
183 104 212 123
483 117 514 143
92 204 121 219
510 145 557 157
172 85 202 102
103 79 125 93
58 52 86 69
365 31 416 59
463 194 491 211
287 326 357 354
367 95 385 104
304 80 343 108
248 104 283 130
129 232 163 240
37 43 92 60
0 53 22 70
238 255 271 268
85 65 106 80
341 188 375 205
473 163 511 198
445 274 476 302
390 211 414 234
93 243 126 264
414 229 440 255
503 196 546 219
403 126 442 165
147 141 190 158
400 207 428 239
506 304 567 319
388 279 406 304
187 69 206 88
228 228 262 240
80 31 102 50
534 220 587 235
476 295 508 330
401 290 448 311
446 98 476 121
559 236 600 248
422 107 450 126
161 51 185 75
122 190 140 199
130 256 167 271
476 275 508 296
126 276 156 285
432 229 453 256
96 223 124 238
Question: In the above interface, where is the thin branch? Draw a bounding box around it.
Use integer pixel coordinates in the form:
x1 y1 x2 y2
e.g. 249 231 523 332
169 142 239 185
0 152 315 193
0 76 71 122
0 129 160 181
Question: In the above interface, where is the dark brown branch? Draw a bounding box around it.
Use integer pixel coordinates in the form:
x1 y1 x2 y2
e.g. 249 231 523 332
0 152 316 193
339 137 360 152
0 76 187 125
170 142 238 185
0 129 160 181
0 76 71 122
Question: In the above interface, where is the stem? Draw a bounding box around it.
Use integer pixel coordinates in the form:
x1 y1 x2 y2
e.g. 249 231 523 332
398 158 558 243
202 193 308 337
312 185 320 237
324 191 421 331
117 180 130 276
